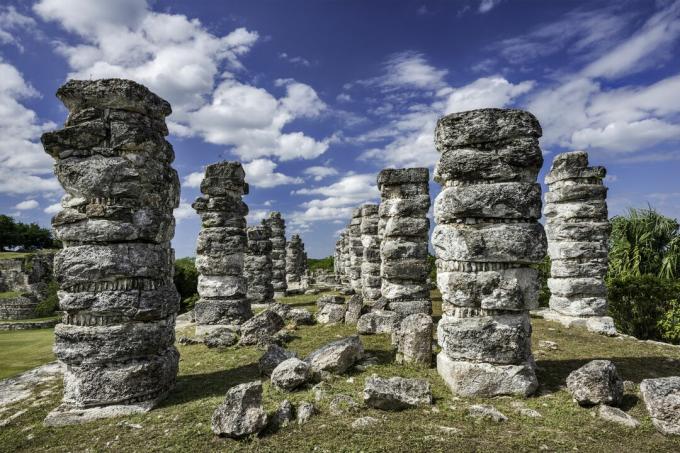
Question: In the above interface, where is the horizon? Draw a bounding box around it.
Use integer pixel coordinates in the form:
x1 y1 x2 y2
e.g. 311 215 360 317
0 0 679 258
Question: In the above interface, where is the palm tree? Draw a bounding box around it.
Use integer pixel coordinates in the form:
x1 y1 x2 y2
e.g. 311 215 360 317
609 207 680 279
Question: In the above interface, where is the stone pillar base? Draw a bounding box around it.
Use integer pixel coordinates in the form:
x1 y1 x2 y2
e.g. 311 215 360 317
44 396 164 427
533 309 617 336
387 300 431 318
437 353 538 397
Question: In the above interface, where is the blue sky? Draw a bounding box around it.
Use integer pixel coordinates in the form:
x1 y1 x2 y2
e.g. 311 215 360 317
0 0 679 258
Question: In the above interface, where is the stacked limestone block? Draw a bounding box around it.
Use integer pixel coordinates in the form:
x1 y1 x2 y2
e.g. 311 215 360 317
543 152 613 332
193 162 251 335
360 204 381 306
432 108 547 397
264 212 287 297
41 79 180 422
348 208 364 294
285 234 306 285
340 229 352 288
245 224 274 306
378 168 432 318
334 235 342 283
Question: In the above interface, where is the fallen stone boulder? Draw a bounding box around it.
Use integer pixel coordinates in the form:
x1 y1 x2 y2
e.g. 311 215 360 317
363 375 432 410
305 336 364 375
239 310 284 346
467 404 508 422
203 328 239 348
393 313 433 366
598 405 640 428
271 358 312 391
297 401 316 425
566 360 623 407
211 381 268 438
352 416 380 429
258 344 297 376
288 308 315 325
316 294 345 309
267 399 294 431
316 303 346 325
329 394 358 415
357 310 398 334
344 295 363 325
640 376 680 435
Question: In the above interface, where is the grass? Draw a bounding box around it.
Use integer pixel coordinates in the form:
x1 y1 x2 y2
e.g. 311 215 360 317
0 316 59 324
0 249 58 261
0 291 22 299
0 328 55 380
1 290 680 452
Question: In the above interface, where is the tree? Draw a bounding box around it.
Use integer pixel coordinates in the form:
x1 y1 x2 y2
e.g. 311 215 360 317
0 215 58 251
608 207 680 279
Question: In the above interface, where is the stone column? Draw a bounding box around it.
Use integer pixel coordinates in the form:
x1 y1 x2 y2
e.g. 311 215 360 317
432 108 546 397
285 234 306 287
360 204 381 306
543 151 614 333
245 224 274 307
41 79 180 423
378 168 431 317
264 212 287 297
341 229 351 288
193 161 251 336
334 232 344 284
348 207 364 294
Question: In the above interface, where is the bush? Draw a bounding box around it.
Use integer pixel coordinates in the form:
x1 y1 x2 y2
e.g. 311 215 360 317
531 256 551 308
308 256 333 272
34 280 59 317
607 275 680 343
174 257 198 313
427 254 436 281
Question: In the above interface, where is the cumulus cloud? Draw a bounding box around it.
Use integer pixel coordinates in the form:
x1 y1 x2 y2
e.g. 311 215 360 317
358 51 448 92
0 60 60 195
15 199 39 210
478 0 502 14
303 166 338 181
182 171 204 189
243 158 303 188
34 0 330 162
246 208 269 225
44 203 61 214
173 199 195 223
0 6 37 49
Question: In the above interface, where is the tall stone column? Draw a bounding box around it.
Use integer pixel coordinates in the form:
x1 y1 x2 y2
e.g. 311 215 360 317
432 108 546 397
193 162 251 336
264 212 287 297
543 151 614 333
334 233 344 284
285 234 306 287
360 204 381 306
41 79 180 424
341 229 352 288
245 224 274 307
348 207 364 294
378 168 431 317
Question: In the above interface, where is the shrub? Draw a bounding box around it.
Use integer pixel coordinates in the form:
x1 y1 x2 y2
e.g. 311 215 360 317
308 256 333 272
181 294 199 313
658 299 680 344
531 255 551 308
607 275 680 343
34 280 60 317
174 257 198 313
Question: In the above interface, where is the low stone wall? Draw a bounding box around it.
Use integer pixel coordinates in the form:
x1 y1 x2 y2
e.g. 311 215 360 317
0 252 55 320
0 318 59 331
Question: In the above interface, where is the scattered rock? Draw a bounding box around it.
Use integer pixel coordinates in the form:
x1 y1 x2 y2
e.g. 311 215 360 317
352 416 379 429
467 404 508 422
357 310 398 334
178 336 204 345
297 402 316 425
287 308 315 326
316 303 347 325
203 329 238 348
623 380 636 393
363 375 433 410
393 313 433 366
510 401 542 418
598 405 640 428
239 310 285 346
258 344 297 377
271 358 312 391
211 381 268 438
566 360 623 407
317 295 345 309
305 336 364 375
329 394 358 415
305 288 320 295
640 376 680 436
344 295 363 325
268 400 294 431
437 425 460 435
538 340 558 350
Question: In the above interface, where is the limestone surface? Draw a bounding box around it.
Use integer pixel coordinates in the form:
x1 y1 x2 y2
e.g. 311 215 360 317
433 108 545 397
271 358 312 391
304 336 364 375
640 376 680 435
245 224 274 305
285 234 307 286
566 360 623 407
348 207 364 294
263 212 287 296
193 161 251 332
378 168 431 317
544 151 611 322
393 313 433 366
42 79 180 420
363 375 433 410
360 204 382 305
211 381 268 438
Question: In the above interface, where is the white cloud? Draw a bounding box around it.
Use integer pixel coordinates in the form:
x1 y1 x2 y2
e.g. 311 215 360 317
336 93 352 103
44 203 61 214
0 59 60 195
278 52 311 67
243 158 303 188
246 208 269 226
0 6 37 49
15 199 39 210
34 0 330 163
183 171 204 188
173 199 195 223
478 0 502 14
571 119 680 152
303 166 338 181
359 51 448 92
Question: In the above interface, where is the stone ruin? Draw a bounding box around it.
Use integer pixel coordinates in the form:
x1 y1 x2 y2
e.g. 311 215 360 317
340 229 351 288
263 212 287 297
41 79 180 423
348 208 364 294
285 234 307 288
193 161 252 336
245 224 274 307
0 252 55 320
378 168 432 317
543 151 614 334
360 204 381 306
432 108 546 397
333 232 344 284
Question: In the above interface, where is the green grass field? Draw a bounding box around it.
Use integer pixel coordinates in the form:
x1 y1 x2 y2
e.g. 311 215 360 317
1 291 679 452
0 328 55 380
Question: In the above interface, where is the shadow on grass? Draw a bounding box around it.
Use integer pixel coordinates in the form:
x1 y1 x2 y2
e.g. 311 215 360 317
536 356 679 394
161 362 260 407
